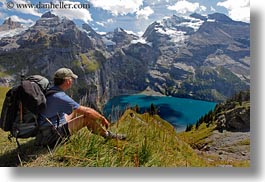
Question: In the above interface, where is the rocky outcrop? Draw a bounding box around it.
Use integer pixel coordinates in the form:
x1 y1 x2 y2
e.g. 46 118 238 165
0 18 22 31
102 28 138 51
225 107 250 132
216 106 250 132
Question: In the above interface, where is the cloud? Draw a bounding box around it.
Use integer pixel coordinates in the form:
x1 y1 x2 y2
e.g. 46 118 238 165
167 0 206 14
96 21 105 27
11 0 42 17
90 0 143 16
52 1 92 23
9 15 33 24
217 0 250 22
210 6 216 12
95 18 114 27
0 11 4 19
136 6 154 20
107 19 114 23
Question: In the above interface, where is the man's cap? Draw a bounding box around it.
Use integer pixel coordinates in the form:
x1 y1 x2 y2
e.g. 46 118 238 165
54 68 78 79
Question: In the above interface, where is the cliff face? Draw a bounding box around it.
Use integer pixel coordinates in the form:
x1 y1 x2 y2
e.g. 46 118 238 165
0 18 22 31
0 12 250 108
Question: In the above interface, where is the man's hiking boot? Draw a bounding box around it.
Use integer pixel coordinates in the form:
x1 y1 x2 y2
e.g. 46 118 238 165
105 130 126 140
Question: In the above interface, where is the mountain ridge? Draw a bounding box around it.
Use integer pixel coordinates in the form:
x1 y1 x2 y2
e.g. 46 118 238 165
0 12 250 108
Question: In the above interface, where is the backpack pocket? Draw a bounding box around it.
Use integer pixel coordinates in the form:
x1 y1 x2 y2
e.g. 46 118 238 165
12 122 38 138
35 125 66 147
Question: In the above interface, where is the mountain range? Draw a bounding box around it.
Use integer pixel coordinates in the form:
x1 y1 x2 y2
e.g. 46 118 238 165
0 12 250 109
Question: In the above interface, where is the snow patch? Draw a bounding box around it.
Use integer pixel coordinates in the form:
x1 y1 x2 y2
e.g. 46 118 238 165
179 17 204 31
155 26 186 44
0 28 27 39
102 36 116 46
207 19 216 22
131 37 152 46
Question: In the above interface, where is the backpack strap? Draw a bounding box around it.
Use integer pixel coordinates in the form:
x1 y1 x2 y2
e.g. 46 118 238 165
37 89 63 144
45 89 60 97
45 89 62 128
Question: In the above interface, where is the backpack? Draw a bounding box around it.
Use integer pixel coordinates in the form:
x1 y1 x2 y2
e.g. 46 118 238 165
0 75 50 139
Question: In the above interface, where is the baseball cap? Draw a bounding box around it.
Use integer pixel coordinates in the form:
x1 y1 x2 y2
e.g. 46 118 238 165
54 68 78 79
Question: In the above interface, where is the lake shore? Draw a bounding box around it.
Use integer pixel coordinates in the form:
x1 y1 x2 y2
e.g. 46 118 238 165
137 86 164 96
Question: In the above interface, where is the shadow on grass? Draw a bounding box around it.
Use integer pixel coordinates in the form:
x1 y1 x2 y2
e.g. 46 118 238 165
0 139 48 167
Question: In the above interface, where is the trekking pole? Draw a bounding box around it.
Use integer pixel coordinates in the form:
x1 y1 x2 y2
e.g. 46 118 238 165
67 114 84 122
19 70 25 124
44 117 63 139
19 101 23 124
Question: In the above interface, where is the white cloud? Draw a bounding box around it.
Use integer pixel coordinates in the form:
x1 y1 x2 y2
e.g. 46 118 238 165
12 0 42 17
107 19 114 23
52 1 92 23
96 21 105 27
90 0 143 16
210 6 216 12
217 0 250 22
9 15 33 24
136 6 154 20
0 12 3 19
95 18 114 27
167 0 206 14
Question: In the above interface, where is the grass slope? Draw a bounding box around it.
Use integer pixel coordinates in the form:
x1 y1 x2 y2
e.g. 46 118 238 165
22 110 207 167
0 96 207 167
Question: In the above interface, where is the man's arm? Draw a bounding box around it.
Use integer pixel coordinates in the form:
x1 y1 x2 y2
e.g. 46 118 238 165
74 105 110 129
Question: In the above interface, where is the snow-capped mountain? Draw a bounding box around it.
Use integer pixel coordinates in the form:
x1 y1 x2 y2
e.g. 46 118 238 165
140 13 249 101
0 12 250 105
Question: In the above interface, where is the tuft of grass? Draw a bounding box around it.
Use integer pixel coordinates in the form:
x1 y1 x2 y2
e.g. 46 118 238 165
236 138 250 146
0 86 9 111
178 123 216 147
80 53 100 73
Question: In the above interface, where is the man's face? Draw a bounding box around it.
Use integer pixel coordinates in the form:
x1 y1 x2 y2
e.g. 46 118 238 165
65 77 73 89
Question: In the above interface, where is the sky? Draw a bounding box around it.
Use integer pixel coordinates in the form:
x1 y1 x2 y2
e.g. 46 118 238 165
0 0 250 35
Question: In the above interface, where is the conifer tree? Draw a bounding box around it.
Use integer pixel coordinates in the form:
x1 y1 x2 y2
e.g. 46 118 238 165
149 103 156 115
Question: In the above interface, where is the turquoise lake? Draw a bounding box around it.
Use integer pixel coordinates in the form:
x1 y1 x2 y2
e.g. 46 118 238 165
103 95 217 132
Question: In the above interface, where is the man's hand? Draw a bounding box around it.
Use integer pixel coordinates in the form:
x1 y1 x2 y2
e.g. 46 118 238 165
101 117 110 129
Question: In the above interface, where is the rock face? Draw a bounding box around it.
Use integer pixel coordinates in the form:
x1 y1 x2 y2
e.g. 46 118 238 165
0 18 22 31
214 90 250 132
225 107 250 132
0 12 250 109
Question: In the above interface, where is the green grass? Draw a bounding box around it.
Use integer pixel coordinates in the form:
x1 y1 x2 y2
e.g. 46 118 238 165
0 108 208 167
178 123 216 148
21 110 207 167
80 53 100 73
0 86 9 112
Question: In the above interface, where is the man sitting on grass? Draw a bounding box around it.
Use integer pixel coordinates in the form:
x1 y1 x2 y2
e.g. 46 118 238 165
37 68 126 146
